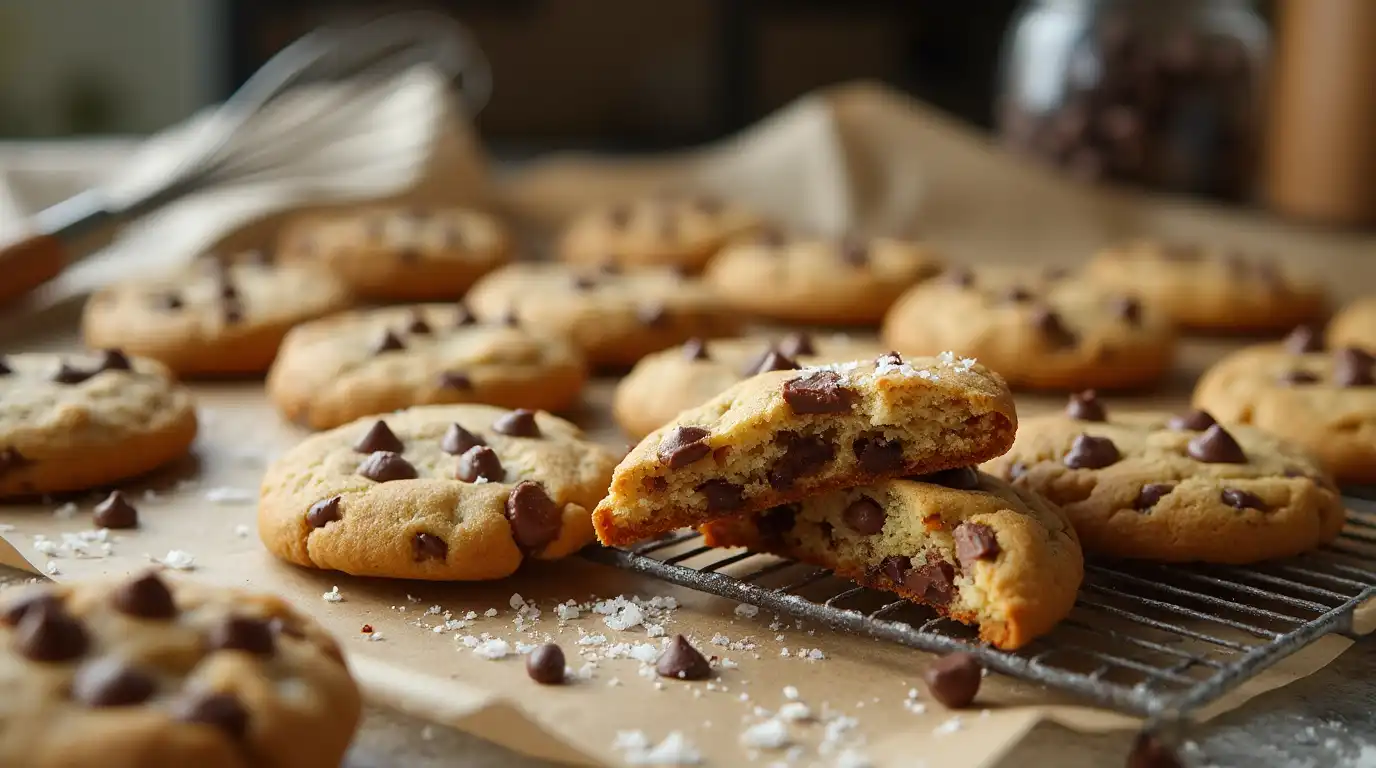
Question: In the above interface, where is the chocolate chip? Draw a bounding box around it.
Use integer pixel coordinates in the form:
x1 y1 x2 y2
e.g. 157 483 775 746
1134 483 1175 510
953 522 1000 568
505 481 561 551
52 362 92 385
0 447 26 476
438 371 472 390
570 274 597 292
681 338 709 361
1112 296 1142 325
98 349 132 372
598 261 622 275
456 446 504 483
219 282 239 301
1221 488 1267 511
880 555 911 584
757 228 786 247
913 467 981 490
527 643 566 684
904 560 956 606
373 330 406 354
923 652 982 708
407 314 432 334
223 302 244 324
657 426 712 469
1283 325 1323 354
357 451 417 483
493 409 541 437
151 292 183 311
93 491 138 529
173 692 249 740
1066 390 1107 422
454 303 477 326
353 420 404 454
1334 347 1375 387
944 268 975 287
778 333 816 358
1043 266 1071 281
843 497 886 535
744 349 799 376
441 423 485 455
499 308 521 327
875 351 903 367
637 304 668 327
1002 285 1033 303
767 432 834 490
1278 369 1319 386
1126 732 1183 768
655 635 711 680
607 205 632 228
1032 308 1077 348
782 371 855 414
1168 410 1216 431
412 532 449 561
757 505 797 543
305 496 342 528
0 356 9 375
1064 434 1121 469
207 616 275 656
1 591 59 626
840 238 868 266
853 435 904 474
1187 425 1247 464
72 658 157 707
696 480 744 513
13 603 88 662
112 573 177 619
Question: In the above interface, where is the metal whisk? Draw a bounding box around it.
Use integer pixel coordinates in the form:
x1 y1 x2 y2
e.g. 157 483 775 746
0 10 490 307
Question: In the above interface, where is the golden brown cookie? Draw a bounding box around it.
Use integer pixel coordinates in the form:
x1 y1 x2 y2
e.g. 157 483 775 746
1328 297 1376 352
558 194 767 273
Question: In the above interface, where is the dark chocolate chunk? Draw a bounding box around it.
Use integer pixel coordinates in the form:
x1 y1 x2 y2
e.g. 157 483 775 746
767 432 834 490
437 371 473 390
923 652 982 709
655 635 712 680
173 692 249 740
441 423 485 455
598 261 622 276
1134 483 1175 510
1064 434 1121 469
744 349 799 376
953 523 1000 568
527 643 566 684
607 205 632 228
777 333 816 358
681 338 709 361
52 362 92 385
407 313 432 335
1334 347 1375 387
1278 369 1319 386
306 496 342 528
493 409 541 438
72 658 158 707
571 274 597 292
207 617 276 656
696 480 744 513
373 330 406 355
756 228 786 247
454 303 477 327
842 496 886 535
151 292 184 311
853 435 904 474
1187 425 1247 464
499 308 521 327
637 304 668 327
913 466 981 490
1002 285 1033 303
456 446 504 483
1066 390 1107 422
222 302 244 325
356 451 418 483
1168 409 1216 432
1 591 59 627
1283 325 1323 354
412 532 449 561
13 603 88 662
880 555 912 584
782 371 855 414
219 282 239 301
944 268 975 288
353 420 405 454
1112 296 1142 325
1032 308 1077 348
839 238 868 267
1221 488 1267 511
904 560 956 606
98 349 132 372
657 426 712 469
1126 732 1183 768
92 491 138 529
505 481 561 551
112 573 177 619
757 505 797 543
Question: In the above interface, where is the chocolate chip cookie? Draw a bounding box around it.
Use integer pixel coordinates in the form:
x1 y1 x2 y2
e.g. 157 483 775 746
82 255 352 377
593 351 1018 546
463 263 740 367
984 392 1345 563
1086 240 1327 333
701 469 1082 649
265 304 587 430
881 266 1175 390
1328 297 1376 352
558 194 767 273
0 572 360 768
259 404 620 579
612 333 886 439
1192 333 1376 484
0 351 198 498
703 234 944 324
276 205 511 301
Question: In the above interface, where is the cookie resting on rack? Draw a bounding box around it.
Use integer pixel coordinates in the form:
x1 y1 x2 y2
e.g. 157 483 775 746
258 404 619 580
700 468 1083 650
984 391 1345 563
0 572 360 768
592 351 1018 546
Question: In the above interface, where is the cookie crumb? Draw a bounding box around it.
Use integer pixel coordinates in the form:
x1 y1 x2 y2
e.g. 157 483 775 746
322 586 344 603
932 716 963 735
152 550 196 570
778 702 812 722
556 602 581 620
734 603 760 619
52 502 79 520
473 639 511 660
740 718 791 749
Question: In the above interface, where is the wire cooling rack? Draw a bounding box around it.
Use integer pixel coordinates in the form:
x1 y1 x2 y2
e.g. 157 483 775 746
584 491 1376 719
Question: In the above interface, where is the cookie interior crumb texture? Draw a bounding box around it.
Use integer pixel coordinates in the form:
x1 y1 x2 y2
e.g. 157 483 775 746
593 353 1018 546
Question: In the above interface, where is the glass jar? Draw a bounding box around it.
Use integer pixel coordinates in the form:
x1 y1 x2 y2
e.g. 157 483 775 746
997 0 1269 201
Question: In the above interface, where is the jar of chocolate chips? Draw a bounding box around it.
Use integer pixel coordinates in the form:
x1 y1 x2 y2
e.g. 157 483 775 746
997 0 1269 200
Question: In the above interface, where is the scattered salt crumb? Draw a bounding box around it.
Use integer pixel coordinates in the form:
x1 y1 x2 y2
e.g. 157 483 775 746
322 586 344 603
739 693 750 702
578 634 608 646
421 726 435 741
44 561 60 576
52 502 78 520
515 642 538 654
473 639 511 660
614 731 651 751
734 603 760 619
233 524 251 538
783 686 800 701
630 643 660 664
426 605 443 615
933 716 963 736
646 624 666 638
152 550 196 570
576 663 596 680
457 635 481 648
605 602 645 631
607 677 622 687
365 631 386 642
508 593 525 610
740 719 791 750
780 648 790 658
778 702 812 722
907 688 919 699
484 608 498 618
835 748 876 768
710 633 731 647
464 611 477 620
33 539 59 557
719 658 739 670
806 648 826 661
204 487 255 505
0 523 14 533
556 603 581 621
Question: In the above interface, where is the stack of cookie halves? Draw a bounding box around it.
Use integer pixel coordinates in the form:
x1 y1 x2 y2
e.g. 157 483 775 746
591 350 1086 651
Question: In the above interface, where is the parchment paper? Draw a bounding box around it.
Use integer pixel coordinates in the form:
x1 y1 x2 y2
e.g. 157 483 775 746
1 80 1373 767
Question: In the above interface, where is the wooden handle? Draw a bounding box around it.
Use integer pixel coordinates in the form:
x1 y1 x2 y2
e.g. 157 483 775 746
0 233 68 308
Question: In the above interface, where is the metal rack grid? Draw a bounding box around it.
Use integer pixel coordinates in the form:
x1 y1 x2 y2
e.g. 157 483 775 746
584 492 1376 719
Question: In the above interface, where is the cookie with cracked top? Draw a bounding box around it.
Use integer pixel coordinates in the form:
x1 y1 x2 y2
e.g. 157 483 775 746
558 194 768 273
984 394 1343 563
276 205 511 301
259 404 619 579
0 572 359 768
464 263 740 367
1086 240 1327 333
1192 339 1376 484
700 470 1082 650
0 351 197 498
882 265 1175 391
593 352 1018 546
703 235 943 324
